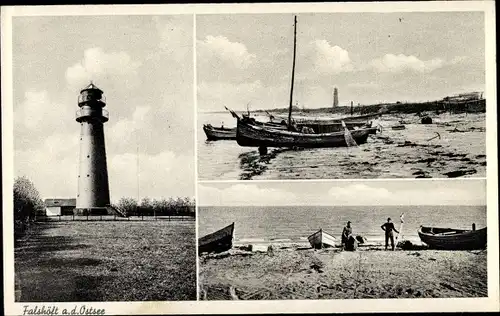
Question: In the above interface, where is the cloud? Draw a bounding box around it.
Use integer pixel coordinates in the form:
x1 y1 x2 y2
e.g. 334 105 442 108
197 35 256 70
154 16 192 63
198 80 289 112
107 105 152 151
449 56 468 65
109 150 194 201
328 184 393 205
348 82 380 89
198 184 297 206
198 80 262 109
271 48 289 57
197 182 485 207
327 184 484 206
370 54 444 73
15 90 73 131
400 186 485 206
15 132 79 198
308 40 353 74
65 47 142 89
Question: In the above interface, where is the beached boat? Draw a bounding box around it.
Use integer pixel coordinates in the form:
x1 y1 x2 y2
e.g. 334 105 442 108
234 16 377 150
203 124 236 140
271 112 381 124
238 112 372 133
418 225 487 250
199 222 235 254
308 229 337 249
391 124 406 130
236 118 377 148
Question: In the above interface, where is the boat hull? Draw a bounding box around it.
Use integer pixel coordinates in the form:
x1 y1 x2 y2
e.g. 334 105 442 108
418 226 487 250
391 125 406 130
198 222 235 254
236 119 377 148
253 119 370 133
273 112 381 124
203 125 236 140
308 229 337 249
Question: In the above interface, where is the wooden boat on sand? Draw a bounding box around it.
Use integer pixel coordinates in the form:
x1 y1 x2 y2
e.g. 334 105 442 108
418 225 487 250
308 229 337 249
233 112 372 134
236 118 377 148
272 112 382 124
203 124 236 140
233 16 377 150
199 222 235 254
391 124 406 130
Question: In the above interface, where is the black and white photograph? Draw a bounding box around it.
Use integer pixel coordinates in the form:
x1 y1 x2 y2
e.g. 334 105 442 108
198 180 487 300
197 12 487 181
2 2 499 315
7 14 196 302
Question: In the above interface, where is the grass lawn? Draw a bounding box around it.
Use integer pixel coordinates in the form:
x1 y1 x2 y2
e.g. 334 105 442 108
15 220 196 301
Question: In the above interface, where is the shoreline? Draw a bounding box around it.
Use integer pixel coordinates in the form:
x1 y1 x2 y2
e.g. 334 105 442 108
198 112 486 181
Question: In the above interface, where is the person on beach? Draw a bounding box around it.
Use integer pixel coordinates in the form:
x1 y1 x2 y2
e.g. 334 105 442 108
381 217 399 251
341 221 353 248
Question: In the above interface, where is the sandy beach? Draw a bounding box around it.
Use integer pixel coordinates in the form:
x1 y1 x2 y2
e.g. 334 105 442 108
199 245 487 300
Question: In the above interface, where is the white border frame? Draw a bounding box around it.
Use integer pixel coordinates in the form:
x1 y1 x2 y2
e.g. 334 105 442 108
2 1 498 314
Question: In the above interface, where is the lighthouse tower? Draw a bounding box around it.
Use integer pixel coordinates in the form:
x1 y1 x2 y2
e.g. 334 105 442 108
75 82 110 215
333 87 339 109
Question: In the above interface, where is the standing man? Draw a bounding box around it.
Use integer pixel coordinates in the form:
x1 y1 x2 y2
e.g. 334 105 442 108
381 217 399 251
341 221 352 249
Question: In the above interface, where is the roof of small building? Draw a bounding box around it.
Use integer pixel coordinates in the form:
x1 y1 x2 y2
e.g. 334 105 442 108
45 198 77 207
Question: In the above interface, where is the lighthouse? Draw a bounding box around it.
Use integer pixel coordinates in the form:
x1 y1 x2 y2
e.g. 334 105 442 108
333 87 339 109
75 82 110 215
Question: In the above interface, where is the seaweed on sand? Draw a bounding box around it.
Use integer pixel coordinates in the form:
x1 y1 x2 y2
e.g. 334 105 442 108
238 148 289 180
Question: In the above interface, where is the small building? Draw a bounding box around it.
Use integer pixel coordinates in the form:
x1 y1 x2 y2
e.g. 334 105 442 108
44 198 77 216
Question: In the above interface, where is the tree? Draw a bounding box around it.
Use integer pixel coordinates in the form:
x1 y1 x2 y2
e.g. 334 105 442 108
116 197 138 216
140 197 153 216
13 176 44 237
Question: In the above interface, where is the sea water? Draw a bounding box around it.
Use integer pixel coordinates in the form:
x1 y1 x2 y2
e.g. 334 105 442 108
198 205 486 245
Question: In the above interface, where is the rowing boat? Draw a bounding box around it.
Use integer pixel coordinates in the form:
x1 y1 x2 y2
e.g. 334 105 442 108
417 225 487 250
203 124 236 140
199 222 235 254
308 229 337 249
236 118 377 148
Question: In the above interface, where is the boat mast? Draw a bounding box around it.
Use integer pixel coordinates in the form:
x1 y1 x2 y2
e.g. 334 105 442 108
287 15 297 130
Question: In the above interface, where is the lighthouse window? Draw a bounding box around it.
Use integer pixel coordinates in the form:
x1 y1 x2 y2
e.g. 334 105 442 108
87 155 90 158
87 174 90 177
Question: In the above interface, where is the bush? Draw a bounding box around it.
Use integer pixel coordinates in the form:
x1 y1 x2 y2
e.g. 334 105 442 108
14 176 44 238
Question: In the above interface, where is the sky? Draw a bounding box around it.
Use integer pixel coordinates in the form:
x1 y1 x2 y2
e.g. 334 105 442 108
197 12 485 112
12 15 194 201
198 180 486 207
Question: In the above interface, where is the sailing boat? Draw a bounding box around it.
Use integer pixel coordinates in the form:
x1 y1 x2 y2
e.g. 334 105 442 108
235 16 377 150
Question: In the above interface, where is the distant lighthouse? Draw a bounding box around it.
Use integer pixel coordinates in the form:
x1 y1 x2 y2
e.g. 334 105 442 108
75 82 110 215
333 87 339 109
